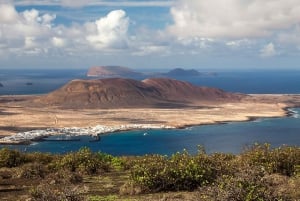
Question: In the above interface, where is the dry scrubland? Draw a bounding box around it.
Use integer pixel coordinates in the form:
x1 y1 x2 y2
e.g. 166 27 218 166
0 144 299 200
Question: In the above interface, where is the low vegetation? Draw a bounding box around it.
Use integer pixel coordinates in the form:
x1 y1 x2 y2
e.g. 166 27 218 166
0 144 299 200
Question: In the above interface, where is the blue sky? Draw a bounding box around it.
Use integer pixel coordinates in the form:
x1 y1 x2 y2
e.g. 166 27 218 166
1 0 300 70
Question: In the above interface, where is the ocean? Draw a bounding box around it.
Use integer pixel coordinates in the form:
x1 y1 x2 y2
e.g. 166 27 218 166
0 69 86 95
1 69 300 95
0 69 300 155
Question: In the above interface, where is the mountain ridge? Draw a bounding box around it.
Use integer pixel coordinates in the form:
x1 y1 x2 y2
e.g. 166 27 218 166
34 78 243 108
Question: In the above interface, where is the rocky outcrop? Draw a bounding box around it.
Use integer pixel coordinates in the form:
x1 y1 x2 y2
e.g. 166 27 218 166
0 82 3 87
34 78 243 108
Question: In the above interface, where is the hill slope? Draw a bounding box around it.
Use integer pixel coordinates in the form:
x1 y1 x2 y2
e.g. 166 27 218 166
34 78 242 108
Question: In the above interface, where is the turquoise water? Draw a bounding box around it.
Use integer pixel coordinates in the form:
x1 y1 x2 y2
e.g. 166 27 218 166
2 108 300 155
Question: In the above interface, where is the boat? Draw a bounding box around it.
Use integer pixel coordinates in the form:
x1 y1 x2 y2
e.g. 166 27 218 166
89 134 101 142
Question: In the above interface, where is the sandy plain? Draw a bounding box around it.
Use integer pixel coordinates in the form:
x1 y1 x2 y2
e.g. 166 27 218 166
1 94 300 138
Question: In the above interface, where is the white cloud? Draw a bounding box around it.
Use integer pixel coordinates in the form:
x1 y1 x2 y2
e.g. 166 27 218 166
24 36 36 48
226 39 255 51
0 4 18 23
133 45 169 56
14 0 173 7
168 0 300 39
0 4 132 58
0 4 55 40
86 10 129 49
177 37 214 49
4 0 300 66
51 37 65 47
260 43 277 57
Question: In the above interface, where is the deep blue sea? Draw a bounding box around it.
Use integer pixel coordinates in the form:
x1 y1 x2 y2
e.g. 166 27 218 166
0 69 300 155
0 69 86 95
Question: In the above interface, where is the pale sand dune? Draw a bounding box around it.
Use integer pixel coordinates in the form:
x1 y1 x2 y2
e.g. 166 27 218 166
1 94 299 137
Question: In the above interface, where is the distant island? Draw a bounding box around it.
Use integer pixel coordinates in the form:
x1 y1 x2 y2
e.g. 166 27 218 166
162 68 201 76
0 83 3 87
86 66 217 79
87 66 143 78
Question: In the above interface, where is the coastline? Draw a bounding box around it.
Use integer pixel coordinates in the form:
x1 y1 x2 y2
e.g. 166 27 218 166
0 124 175 145
174 106 295 129
1 94 300 145
0 105 297 145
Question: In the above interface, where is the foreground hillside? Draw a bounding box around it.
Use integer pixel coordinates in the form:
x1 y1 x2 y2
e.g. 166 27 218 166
0 144 299 200
33 78 242 108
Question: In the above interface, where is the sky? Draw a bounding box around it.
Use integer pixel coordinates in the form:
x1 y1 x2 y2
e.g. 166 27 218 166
1 0 300 70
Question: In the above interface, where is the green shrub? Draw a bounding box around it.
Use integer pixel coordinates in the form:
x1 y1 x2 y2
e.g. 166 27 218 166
19 162 47 179
130 154 167 192
242 144 300 176
130 149 233 192
53 147 113 174
1 144 299 199
198 167 292 201
119 181 142 195
46 169 83 185
88 195 118 201
30 183 84 201
30 168 85 201
205 152 236 177
0 168 14 179
0 148 26 168
25 152 55 165
58 147 99 174
94 152 125 171
271 146 300 176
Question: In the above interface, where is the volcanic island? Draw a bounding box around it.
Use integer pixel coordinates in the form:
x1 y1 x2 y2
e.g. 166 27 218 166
1 77 300 144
